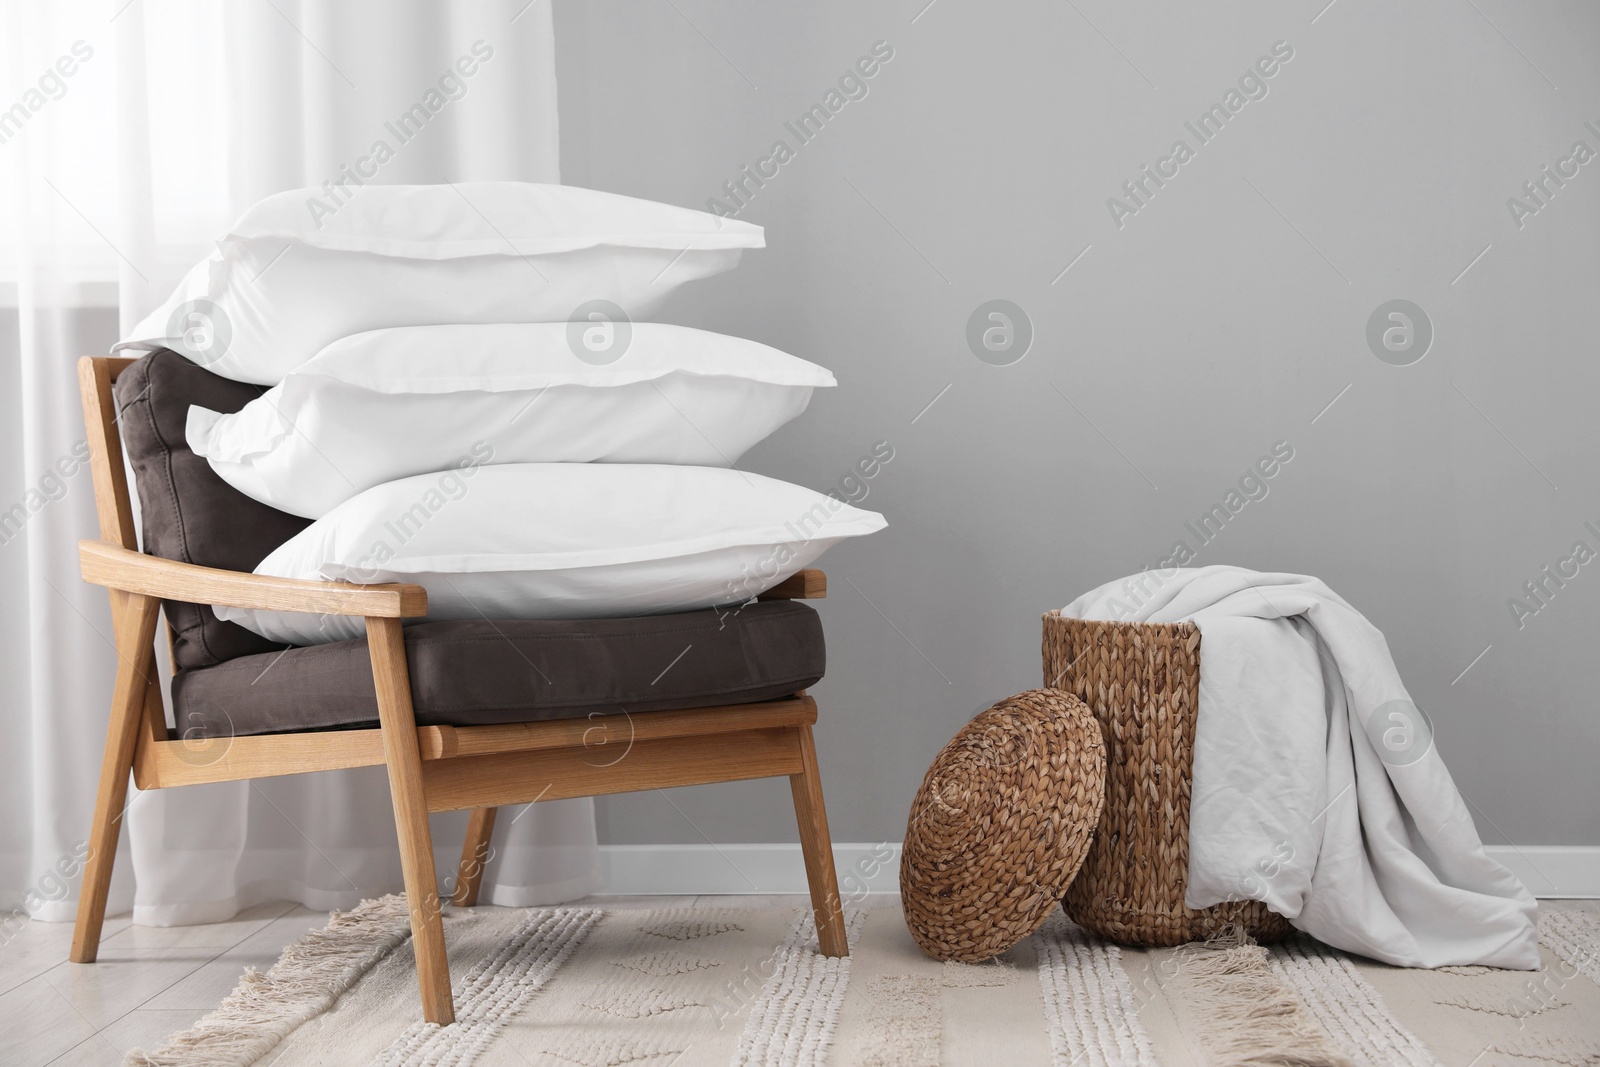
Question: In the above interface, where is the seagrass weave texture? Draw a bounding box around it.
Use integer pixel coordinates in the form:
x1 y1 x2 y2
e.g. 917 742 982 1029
1043 611 1293 946
900 688 1107 963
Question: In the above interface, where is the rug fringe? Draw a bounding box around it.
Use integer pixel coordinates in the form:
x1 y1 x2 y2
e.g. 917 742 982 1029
123 894 414 1067
1268 935 1440 1067
1176 925 1355 1067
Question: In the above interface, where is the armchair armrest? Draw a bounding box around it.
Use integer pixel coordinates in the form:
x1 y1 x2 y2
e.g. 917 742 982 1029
79 539 429 619
758 569 827 600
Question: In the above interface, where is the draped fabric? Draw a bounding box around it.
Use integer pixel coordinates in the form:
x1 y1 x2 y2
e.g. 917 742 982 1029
1 0 599 929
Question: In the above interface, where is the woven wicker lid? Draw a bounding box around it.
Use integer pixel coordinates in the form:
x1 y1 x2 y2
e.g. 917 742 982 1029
899 688 1107 962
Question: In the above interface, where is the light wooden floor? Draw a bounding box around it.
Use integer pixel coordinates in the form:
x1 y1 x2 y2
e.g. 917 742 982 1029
5 895 1594 1066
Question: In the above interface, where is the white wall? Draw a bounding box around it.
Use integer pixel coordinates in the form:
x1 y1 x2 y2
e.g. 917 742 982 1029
555 0 1600 855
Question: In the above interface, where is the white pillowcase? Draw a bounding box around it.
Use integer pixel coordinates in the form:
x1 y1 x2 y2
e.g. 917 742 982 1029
186 323 836 519
115 183 764 385
214 464 886 646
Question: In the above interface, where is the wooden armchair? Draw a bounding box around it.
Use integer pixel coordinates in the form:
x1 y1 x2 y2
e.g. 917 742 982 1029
70 354 848 1025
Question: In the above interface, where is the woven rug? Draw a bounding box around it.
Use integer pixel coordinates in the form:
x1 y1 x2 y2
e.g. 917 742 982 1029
127 900 1600 1066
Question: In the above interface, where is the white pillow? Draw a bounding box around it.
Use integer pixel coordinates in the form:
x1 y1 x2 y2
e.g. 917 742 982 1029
186 323 836 519
115 183 764 385
213 464 886 646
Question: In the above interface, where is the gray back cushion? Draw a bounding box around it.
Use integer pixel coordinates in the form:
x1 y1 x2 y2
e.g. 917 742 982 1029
114 350 311 669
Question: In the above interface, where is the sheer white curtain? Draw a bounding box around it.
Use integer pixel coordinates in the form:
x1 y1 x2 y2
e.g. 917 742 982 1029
2 0 600 930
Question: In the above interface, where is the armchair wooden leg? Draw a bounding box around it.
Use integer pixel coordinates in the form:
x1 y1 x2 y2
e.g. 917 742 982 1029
452 807 497 907
789 723 848 957
368 618 455 1026
71 592 160 964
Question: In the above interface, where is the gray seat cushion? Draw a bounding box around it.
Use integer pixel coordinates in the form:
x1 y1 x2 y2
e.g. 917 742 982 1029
172 600 824 736
115 350 310 669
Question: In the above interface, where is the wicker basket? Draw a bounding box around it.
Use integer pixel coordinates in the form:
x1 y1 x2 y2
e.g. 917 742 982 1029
899 689 1106 963
1042 610 1293 946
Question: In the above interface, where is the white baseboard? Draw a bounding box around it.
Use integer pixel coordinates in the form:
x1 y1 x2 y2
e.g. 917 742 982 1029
1485 846 1600 898
597 843 1600 899
598 843 901 897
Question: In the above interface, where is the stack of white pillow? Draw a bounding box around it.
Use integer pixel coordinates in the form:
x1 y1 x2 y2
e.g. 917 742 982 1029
117 183 885 645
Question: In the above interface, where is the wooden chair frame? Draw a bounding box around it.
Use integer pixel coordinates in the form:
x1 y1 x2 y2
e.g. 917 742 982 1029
69 355 848 1025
